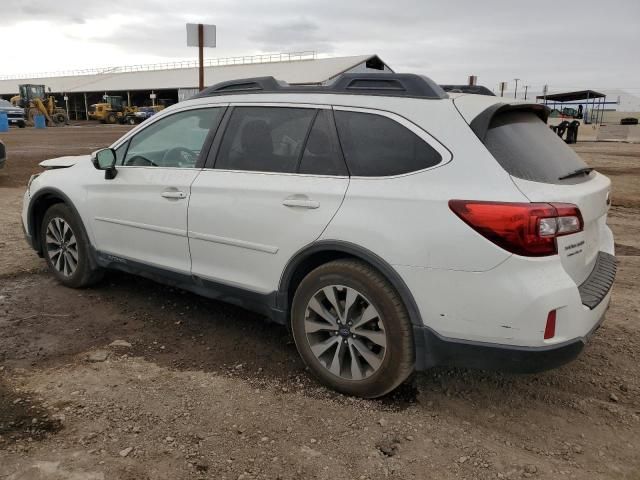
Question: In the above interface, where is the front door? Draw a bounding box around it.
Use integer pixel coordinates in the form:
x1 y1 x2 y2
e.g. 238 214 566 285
86 107 225 273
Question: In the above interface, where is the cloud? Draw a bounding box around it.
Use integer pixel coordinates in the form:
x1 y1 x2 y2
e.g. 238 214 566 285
0 0 639 92
250 20 335 53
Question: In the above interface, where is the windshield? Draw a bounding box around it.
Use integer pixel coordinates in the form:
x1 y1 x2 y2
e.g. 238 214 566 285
0 99 13 108
483 111 591 184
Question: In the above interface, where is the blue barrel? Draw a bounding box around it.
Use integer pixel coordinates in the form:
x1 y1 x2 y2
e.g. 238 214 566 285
0 112 8 132
34 114 46 129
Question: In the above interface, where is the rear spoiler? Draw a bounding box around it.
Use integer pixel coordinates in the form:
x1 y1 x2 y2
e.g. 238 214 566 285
470 103 550 141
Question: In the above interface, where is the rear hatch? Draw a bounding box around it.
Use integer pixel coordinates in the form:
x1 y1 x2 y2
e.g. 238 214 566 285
454 96 611 285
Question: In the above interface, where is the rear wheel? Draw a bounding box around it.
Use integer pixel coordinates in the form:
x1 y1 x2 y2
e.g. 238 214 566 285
291 259 414 398
41 204 103 288
106 113 117 124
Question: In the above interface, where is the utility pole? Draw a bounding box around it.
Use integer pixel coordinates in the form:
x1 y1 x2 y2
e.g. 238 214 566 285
524 85 529 100
514 78 520 99
499 82 507 97
187 23 216 92
198 24 204 91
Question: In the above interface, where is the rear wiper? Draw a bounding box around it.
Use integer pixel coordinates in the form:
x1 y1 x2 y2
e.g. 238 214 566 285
558 167 594 180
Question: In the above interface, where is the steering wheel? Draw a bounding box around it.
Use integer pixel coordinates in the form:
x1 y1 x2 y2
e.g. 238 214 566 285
161 146 197 167
125 155 157 167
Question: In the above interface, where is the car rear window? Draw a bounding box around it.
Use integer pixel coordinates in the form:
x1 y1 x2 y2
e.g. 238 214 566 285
483 111 591 184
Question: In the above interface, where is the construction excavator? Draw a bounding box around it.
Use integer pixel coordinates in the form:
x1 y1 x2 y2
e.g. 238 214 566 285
10 84 68 126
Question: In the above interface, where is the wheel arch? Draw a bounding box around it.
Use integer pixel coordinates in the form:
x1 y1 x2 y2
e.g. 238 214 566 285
277 240 423 328
27 187 85 255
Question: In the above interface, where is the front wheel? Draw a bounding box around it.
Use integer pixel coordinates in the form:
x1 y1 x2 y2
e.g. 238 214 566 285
41 204 103 288
291 259 414 398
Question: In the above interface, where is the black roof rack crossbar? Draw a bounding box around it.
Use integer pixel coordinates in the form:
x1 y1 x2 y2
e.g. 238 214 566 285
193 73 448 100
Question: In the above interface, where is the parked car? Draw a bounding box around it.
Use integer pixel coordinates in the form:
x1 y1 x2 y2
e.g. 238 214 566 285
440 84 495 96
0 140 5 169
21 73 616 398
122 106 162 125
0 99 26 128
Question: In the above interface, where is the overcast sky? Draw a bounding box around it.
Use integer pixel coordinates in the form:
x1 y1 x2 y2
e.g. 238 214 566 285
2 0 639 95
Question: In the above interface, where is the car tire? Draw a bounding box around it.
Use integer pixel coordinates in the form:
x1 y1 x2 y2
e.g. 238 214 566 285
127 117 136 125
40 203 103 288
291 259 414 398
18 121 26 128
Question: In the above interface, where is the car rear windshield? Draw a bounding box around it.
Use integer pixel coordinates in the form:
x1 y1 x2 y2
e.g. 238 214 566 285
483 111 591 184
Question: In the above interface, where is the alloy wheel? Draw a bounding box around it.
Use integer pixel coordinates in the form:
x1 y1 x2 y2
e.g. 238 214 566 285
304 285 387 380
45 217 79 277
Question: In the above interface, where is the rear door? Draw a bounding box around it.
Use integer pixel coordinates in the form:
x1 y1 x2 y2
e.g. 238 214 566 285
457 99 612 285
188 104 349 294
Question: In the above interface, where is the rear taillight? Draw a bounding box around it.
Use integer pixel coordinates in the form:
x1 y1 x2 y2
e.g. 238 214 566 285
448 200 583 257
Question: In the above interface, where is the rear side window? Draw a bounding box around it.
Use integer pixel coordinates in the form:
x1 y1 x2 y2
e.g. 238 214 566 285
334 111 442 177
299 110 348 176
483 111 590 184
216 107 315 173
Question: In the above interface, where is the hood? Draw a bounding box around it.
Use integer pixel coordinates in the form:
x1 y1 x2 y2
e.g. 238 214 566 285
39 155 90 169
0 106 24 114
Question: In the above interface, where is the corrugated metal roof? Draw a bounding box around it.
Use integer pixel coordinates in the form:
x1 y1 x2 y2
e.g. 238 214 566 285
0 55 382 95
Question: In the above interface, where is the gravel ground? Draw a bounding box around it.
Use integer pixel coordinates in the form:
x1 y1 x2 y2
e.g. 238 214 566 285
0 125 639 479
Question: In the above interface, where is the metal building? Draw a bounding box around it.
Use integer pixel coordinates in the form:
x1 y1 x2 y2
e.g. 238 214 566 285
0 52 392 120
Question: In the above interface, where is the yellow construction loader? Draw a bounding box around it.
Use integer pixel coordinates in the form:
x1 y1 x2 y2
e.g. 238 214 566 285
10 84 69 127
88 96 138 124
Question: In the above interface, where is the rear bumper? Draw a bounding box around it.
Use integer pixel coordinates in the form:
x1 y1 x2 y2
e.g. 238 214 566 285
400 248 616 372
414 297 608 372
578 252 616 309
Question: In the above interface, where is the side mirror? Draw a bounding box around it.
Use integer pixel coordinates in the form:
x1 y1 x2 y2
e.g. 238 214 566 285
91 148 118 179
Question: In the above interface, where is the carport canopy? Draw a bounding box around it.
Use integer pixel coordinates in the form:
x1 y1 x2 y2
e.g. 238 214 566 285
536 89 605 102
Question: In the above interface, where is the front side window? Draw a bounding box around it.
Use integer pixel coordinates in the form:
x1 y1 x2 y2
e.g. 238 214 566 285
215 107 316 173
334 110 442 177
114 141 128 165
121 108 223 168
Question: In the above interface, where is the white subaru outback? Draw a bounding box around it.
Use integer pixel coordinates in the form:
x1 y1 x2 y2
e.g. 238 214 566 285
22 73 616 398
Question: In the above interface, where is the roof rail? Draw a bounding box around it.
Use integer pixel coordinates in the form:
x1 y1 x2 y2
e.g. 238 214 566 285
194 73 449 100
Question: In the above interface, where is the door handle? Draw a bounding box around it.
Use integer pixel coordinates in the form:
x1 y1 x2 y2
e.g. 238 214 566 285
161 190 187 199
282 197 320 209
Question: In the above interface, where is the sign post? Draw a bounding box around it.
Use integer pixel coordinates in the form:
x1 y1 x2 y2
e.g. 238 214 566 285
187 23 216 91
